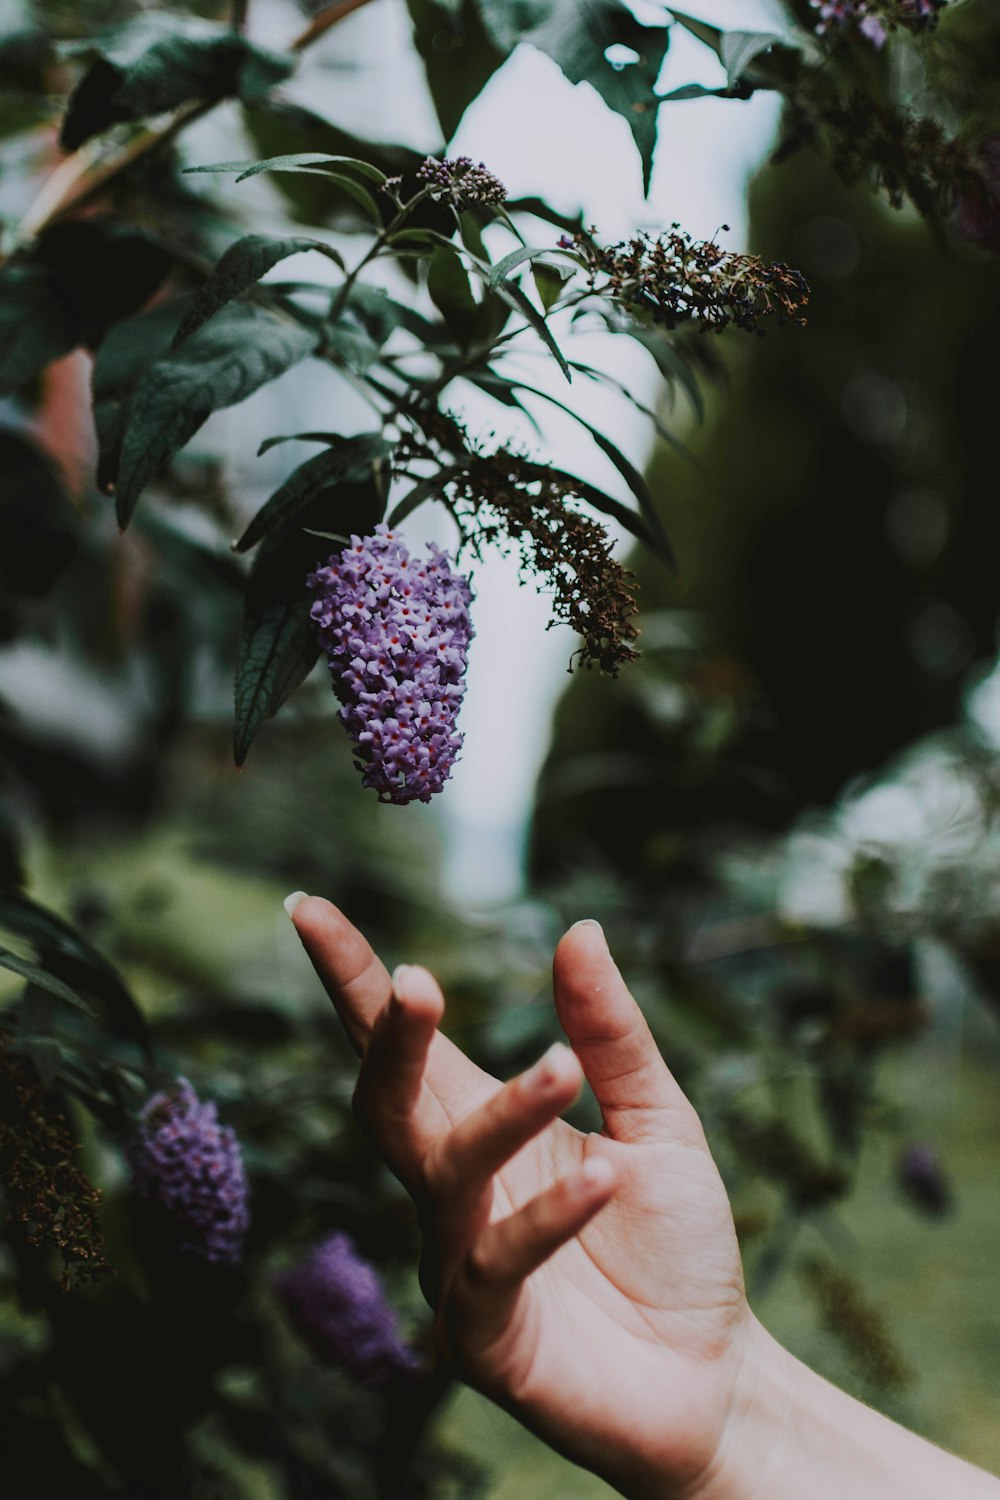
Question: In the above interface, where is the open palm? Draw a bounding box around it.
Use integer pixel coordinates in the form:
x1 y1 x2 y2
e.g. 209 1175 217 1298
291 899 755 1500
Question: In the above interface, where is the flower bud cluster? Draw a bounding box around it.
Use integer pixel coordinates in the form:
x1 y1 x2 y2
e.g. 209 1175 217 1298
274 1232 419 1383
568 227 809 336
127 1078 249 1265
810 0 946 47
308 524 474 804
417 155 507 207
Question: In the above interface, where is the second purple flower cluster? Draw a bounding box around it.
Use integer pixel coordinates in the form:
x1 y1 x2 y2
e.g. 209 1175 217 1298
308 524 474 805
127 1078 249 1265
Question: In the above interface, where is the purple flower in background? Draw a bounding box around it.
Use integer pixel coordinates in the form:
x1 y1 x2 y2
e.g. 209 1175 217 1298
809 0 945 46
127 1078 249 1264
308 524 474 805
896 1142 952 1216
274 1232 419 1382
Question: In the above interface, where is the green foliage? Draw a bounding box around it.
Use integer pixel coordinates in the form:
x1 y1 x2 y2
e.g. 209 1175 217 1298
114 305 319 526
61 14 295 150
482 0 670 193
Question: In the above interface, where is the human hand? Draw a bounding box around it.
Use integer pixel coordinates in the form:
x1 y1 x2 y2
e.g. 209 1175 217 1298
288 897 757 1499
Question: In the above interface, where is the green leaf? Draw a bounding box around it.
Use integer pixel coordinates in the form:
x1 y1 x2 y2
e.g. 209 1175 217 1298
0 947 96 1016
487 245 566 287
619 322 705 421
719 30 785 87
185 151 387 184
185 154 383 219
172 235 345 350
91 298 190 494
236 432 392 553
234 482 383 764
666 10 723 53
482 0 669 194
387 464 467 526
115 303 318 528
518 457 670 560
61 15 295 150
242 101 433 230
508 380 675 566
532 260 574 310
427 243 481 344
566 359 691 455
257 431 339 457
407 0 509 140
494 279 572 382
658 81 733 102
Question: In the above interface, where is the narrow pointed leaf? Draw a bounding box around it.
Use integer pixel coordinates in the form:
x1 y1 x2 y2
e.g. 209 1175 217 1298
172 235 345 349
0 947 96 1016
235 433 392 553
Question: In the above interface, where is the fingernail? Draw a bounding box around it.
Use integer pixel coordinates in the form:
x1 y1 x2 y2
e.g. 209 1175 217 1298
283 891 309 918
392 964 413 995
527 1041 574 1091
571 918 607 946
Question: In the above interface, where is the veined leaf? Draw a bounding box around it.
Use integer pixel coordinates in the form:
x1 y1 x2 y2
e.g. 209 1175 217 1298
172 234 345 349
115 303 318 528
91 298 191 494
533 261 574 310
428 243 481 344
236 432 392 553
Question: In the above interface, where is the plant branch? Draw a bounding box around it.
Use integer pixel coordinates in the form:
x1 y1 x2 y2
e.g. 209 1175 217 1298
291 0 378 53
9 0 382 254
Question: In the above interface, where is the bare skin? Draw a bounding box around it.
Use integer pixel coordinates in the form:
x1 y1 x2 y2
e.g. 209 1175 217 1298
288 895 1000 1500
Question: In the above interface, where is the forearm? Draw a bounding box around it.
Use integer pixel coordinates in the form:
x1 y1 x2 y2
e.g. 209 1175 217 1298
687 1318 1000 1500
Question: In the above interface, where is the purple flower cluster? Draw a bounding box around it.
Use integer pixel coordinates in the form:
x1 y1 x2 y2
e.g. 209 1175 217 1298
810 0 945 46
417 155 507 207
274 1232 419 1383
307 524 473 805
127 1078 249 1265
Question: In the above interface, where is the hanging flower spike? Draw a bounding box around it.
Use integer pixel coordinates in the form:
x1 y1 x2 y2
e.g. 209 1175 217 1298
127 1078 249 1265
308 525 474 805
274 1231 420 1383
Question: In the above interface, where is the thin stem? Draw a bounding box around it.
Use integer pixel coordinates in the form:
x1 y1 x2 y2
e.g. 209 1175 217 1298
290 0 378 52
327 184 435 324
230 0 250 31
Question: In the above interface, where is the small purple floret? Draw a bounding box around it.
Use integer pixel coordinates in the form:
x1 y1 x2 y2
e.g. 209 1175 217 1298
127 1078 249 1265
274 1231 419 1383
308 524 474 805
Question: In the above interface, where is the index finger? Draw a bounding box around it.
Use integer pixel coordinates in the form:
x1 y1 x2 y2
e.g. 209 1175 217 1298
288 895 496 1126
